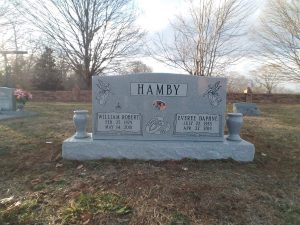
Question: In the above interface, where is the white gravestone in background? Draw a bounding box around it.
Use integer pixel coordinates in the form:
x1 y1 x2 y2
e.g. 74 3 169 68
0 87 16 111
63 73 255 162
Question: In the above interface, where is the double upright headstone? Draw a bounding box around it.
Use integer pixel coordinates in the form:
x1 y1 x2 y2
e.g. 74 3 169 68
63 73 255 161
92 73 226 142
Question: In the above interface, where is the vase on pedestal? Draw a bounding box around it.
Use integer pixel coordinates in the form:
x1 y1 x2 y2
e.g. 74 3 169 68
73 110 89 139
226 113 243 141
16 103 25 111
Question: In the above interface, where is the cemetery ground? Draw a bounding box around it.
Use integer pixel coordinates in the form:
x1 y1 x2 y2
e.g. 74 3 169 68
0 103 299 225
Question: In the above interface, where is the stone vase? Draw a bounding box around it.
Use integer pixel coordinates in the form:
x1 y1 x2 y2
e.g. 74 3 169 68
226 113 243 141
16 103 25 111
73 110 89 139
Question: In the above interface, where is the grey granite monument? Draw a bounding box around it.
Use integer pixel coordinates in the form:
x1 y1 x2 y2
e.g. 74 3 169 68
63 73 255 161
0 87 16 111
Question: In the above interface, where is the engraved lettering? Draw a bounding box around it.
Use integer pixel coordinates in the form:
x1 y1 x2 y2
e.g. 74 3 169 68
166 84 172 95
174 113 220 135
146 85 153 95
174 84 180 95
156 84 164 95
131 83 187 96
138 84 144 95
97 113 142 135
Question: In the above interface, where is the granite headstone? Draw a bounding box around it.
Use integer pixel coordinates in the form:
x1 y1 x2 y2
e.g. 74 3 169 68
63 73 255 162
233 102 261 116
92 74 226 141
0 87 16 111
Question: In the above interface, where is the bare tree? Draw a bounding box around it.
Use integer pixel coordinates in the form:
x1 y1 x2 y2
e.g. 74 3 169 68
257 0 300 82
0 1 10 25
15 0 144 87
0 3 6 18
124 60 152 74
225 71 251 93
149 0 251 76
250 64 283 94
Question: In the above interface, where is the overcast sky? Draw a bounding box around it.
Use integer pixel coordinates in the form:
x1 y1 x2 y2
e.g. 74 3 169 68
0 0 299 91
134 0 299 92
135 0 264 73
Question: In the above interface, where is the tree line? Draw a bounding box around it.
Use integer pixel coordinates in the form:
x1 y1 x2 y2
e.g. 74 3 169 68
0 0 299 93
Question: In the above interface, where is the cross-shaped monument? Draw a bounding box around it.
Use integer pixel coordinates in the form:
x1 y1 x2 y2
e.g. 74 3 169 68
0 50 28 87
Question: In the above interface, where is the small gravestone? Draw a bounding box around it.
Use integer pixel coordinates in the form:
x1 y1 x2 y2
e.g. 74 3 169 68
0 87 16 111
63 73 255 161
233 102 261 116
0 87 37 121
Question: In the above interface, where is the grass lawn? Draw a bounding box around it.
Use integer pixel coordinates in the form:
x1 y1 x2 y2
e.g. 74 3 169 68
0 102 299 225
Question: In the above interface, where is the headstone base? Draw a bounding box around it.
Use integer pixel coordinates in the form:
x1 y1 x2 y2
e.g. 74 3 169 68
62 134 255 162
0 111 37 121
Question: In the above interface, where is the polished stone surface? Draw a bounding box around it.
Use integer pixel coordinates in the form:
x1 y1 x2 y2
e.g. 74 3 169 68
63 73 256 162
0 87 16 111
63 134 255 162
92 74 227 141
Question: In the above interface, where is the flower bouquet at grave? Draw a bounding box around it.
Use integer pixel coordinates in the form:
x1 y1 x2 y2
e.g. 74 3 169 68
14 89 32 110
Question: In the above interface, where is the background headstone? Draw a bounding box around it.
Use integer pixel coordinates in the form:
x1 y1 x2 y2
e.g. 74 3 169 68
233 102 261 116
0 87 16 111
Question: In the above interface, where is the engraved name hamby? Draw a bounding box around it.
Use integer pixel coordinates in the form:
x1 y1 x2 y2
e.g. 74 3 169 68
131 83 187 96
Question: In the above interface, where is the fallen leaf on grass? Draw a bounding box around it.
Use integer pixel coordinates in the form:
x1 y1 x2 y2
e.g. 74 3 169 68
56 163 63 168
81 212 92 223
65 191 82 200
83 219 90 225
31 178 42 185
0 196 14 204
6 201 21 211
77 164 84 170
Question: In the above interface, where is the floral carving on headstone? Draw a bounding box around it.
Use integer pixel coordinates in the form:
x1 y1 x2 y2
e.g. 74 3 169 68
145 117 170 134
203 81 222 107
96 79 111 105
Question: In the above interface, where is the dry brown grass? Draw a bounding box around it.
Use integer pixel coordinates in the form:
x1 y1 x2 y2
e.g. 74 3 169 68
0 102 299 225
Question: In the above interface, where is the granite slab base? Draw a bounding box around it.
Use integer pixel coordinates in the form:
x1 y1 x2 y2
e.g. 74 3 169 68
0 111 37 121
62 134 255 162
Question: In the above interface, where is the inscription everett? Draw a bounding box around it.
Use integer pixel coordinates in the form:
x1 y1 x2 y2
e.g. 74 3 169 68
97 112 142 135
174 113 221 136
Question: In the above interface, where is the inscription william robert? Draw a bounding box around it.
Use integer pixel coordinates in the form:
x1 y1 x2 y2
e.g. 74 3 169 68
97 112 142 135
131 83 187 96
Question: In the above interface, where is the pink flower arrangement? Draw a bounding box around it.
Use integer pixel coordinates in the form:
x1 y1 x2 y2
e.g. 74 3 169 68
14 89 32 104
